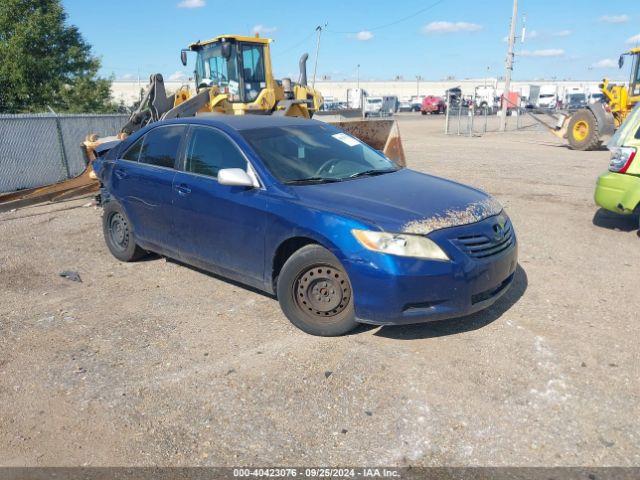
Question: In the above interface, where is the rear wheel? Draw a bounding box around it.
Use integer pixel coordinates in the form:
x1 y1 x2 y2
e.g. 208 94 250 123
276 244 357 336
102 202 147 262
567 109 601 151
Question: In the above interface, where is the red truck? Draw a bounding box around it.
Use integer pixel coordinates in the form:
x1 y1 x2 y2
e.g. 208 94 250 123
421 95 446 114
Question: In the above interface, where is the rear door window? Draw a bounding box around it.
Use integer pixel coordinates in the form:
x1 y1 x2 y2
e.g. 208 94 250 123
185 127 247 178
138 125 186 169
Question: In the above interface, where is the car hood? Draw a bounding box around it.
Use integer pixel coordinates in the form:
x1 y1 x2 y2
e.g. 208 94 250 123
290 169 503 234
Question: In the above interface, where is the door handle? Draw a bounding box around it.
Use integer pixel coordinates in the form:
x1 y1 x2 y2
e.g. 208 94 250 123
114 168 128 179
175 184 191 196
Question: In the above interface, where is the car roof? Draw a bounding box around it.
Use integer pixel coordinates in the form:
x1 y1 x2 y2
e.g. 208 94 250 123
167 115 324 132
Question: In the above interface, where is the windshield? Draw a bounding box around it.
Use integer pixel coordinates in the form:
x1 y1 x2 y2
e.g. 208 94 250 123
195 41 265 102
368 99 382 104
568 94 586 103
241 124 399 184
608 103 640 148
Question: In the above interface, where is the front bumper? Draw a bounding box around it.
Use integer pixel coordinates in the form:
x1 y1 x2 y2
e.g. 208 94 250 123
594 171 640 214
343 216 518 326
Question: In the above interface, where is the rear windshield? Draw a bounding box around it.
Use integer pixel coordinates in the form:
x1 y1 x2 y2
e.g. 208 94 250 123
241 124 398 183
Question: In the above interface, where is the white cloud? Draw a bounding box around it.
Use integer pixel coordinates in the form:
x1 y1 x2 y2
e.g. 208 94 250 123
552 29 572 37
177 0 205 8
627 33 640 44
119 73 136 81
422 21 482 34
519 49 565 57
526 29 539 39
592 58 618 68
354 30 373 41
252 24 277 35
168 71 189 82
599 14 629 24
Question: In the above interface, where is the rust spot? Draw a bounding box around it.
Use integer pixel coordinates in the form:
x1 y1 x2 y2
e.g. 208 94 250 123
403 198 503 234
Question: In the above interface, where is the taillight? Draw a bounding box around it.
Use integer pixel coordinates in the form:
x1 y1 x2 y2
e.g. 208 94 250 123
608 147 637 173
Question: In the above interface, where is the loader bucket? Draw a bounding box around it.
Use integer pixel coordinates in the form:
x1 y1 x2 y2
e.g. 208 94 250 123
326 118 406 167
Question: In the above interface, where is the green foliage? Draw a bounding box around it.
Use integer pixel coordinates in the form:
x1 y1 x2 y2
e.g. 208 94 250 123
0 0 117 113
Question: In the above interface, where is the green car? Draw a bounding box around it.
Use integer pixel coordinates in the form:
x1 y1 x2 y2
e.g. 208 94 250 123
594 104 640 229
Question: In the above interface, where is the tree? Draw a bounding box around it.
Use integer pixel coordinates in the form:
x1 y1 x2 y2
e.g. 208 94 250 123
0 0 116 113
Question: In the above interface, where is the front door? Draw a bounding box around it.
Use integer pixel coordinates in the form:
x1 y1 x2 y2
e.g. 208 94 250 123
172 125 267 283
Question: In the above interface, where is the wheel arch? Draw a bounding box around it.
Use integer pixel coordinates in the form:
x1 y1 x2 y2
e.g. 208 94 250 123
270 233 344 291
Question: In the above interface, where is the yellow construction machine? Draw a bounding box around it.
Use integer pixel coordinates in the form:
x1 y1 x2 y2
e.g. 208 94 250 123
1 33 404 211
564 47 640 150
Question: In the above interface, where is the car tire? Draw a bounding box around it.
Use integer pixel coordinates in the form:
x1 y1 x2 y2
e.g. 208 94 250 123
276 244 358 336
102 201 147 262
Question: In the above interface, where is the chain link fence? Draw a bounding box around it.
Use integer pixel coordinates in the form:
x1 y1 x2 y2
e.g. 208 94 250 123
0 113 128 194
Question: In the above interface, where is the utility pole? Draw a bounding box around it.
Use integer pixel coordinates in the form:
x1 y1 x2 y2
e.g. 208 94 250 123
416 75 422 96
356 64 360 89
499 0 518 132
312 23 327 89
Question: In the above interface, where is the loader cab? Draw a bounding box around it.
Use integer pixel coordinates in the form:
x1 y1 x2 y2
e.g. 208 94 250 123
618 48 640 99
189 35 271 104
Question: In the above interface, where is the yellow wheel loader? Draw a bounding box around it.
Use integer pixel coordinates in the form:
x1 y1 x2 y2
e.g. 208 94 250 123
1 34 404 211
565 47 640 151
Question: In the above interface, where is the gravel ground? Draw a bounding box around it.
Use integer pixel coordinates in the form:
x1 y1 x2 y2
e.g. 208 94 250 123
0 115 638 467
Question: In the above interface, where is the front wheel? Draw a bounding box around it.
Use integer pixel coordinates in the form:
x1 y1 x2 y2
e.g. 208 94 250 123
277 244 357 336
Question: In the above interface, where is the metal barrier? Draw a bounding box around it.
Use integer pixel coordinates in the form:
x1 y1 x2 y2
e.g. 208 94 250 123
443 104 539 136
0 113 128 194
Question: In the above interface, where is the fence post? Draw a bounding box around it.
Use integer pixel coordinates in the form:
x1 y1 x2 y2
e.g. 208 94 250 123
52 113 71 179
456 103 462 135
444 92 450 134
468 105 474 137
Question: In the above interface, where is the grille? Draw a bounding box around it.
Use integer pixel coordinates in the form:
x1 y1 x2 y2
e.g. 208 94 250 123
455 222 514 259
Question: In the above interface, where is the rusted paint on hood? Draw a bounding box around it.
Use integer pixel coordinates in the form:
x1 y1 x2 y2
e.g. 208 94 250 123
402 197 503 235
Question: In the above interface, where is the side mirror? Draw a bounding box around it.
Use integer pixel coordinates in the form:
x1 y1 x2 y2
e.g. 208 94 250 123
180 50 188 66
218 168 255 187
618 55 624 69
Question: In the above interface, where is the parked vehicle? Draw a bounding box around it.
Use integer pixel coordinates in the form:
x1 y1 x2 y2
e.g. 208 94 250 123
594 103 640 230
364 96 383 116
588 92 605 104
421 95 446 114
566 92 588 112
537 85 558 109
474 85 497 110
346 88 367 109
93 116 518 336
398 97 413 112
378 95 399 115
410 96 424 112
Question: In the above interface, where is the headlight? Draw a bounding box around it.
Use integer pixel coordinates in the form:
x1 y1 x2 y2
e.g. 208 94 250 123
352 229 450 261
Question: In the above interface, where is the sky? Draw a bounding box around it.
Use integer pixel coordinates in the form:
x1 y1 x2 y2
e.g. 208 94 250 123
62 0 640 83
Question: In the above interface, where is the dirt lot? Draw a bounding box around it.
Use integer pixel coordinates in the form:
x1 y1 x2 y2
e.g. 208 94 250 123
1 115 638 466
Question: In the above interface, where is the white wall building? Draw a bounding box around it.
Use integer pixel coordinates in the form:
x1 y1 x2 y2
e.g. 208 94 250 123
111 78 604 106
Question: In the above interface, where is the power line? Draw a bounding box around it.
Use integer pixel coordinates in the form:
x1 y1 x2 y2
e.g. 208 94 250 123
272 30 317 58
326 0 447 34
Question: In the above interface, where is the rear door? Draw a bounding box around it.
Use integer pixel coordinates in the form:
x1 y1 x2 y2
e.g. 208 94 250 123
172 125 267 283
111 125 186 252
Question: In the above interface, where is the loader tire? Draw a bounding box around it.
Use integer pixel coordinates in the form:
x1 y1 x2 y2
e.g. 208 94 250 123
567 109 601 151
102 201 147 262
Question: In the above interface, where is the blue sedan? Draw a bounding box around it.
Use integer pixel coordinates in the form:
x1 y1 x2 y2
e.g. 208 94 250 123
93 115 517 336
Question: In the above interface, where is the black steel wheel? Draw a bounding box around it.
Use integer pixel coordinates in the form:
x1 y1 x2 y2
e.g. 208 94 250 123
277 244 357 336
102 201 147 262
